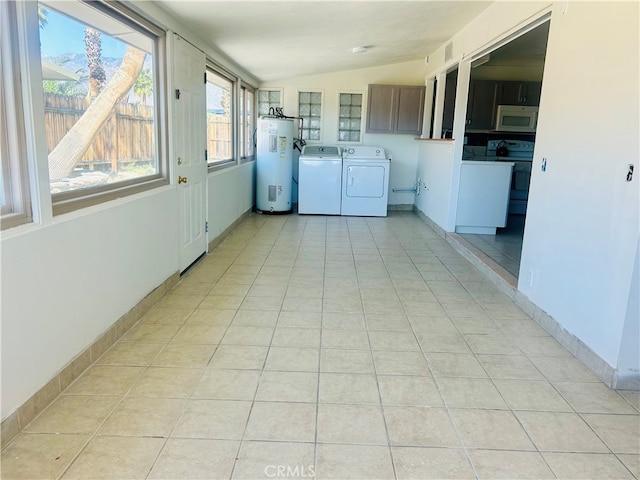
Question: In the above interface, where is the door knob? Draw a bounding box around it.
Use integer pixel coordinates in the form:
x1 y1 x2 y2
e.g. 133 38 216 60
178 176 188 184
177 157 183 165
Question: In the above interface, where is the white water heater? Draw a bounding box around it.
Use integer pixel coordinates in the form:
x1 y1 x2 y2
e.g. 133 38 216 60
256 117 294 213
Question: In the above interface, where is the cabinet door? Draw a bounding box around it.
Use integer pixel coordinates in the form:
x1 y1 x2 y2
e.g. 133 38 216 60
520 82 542 106
497 81 521 105
395 86 425 135
467 80 496 130
366 85 396 133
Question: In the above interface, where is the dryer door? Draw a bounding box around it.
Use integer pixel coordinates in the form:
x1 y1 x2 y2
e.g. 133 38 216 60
345 165 386 198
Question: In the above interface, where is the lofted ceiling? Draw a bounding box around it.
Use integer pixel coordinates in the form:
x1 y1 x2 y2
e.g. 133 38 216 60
152 1 494 82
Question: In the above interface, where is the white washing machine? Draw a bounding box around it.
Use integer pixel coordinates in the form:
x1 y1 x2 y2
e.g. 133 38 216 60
298 145 343 215
341 146 390 217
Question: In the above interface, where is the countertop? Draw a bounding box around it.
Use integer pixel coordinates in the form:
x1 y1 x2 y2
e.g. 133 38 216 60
414 138 455 142
462 156 532 162
462 159 515 166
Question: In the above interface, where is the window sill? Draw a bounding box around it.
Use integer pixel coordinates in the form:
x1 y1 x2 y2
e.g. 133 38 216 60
0 211 33 232
52 177 169 216
207 160 237 173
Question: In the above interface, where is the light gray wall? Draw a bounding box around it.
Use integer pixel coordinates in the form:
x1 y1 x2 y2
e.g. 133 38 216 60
519 1 639 367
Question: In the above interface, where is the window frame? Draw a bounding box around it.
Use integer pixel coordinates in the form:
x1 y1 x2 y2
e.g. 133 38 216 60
336 90 365 145
38 0 170 216
239 82 256 163
1 0 33 230
297 90 323 144
205 62 237 171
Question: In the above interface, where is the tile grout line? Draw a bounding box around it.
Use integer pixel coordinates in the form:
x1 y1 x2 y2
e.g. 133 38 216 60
229 215 289 480
393 213 481 480
363 216 407 480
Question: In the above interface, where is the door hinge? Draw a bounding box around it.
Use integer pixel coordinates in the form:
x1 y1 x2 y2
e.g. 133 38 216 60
204 72 207 84
205 150 208 161
175 89 181 99
205 221 209 233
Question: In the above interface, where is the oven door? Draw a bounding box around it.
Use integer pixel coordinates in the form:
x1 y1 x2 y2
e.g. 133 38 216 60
496 158 532 214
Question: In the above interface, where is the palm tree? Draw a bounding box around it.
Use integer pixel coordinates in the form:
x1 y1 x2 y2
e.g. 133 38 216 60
42 56 86 97
38 6 47 29
85 27 106 99
38 7 148 179
48 46 147 180
133 68 153 105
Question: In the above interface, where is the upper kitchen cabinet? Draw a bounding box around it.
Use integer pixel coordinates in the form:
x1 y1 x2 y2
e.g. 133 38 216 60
497 81 542 106
466 80 497 130
366 84 425 135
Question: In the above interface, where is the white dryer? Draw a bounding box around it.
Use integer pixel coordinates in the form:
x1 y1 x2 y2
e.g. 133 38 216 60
298 145 343 215
341 146 390 217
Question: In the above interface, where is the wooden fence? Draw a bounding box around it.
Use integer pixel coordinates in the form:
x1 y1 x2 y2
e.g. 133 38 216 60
207 114 231 162
44 93 232 172
43 93 154 172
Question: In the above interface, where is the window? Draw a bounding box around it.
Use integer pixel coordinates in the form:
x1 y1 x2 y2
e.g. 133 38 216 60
1 1 32 230
206 66 235 167
257 89 282 116
37 0 166 214
240 84 255 161
338 92 363 143
298 91 322 141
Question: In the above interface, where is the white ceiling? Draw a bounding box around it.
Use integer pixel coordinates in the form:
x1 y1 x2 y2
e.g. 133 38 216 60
153 1 494 82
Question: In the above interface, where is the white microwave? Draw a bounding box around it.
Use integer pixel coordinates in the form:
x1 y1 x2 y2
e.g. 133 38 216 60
496 105 538 132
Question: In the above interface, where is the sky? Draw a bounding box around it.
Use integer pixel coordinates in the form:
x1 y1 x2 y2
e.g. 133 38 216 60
39 6 126 59
39 4 224 109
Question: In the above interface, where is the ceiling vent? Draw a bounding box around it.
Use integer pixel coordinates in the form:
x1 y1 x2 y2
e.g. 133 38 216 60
444 42 453 62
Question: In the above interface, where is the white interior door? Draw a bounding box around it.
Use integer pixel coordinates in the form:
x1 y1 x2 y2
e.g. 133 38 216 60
173 35 207 272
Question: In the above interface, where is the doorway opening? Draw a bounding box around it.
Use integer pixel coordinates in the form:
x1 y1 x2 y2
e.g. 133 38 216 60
459 20 550 279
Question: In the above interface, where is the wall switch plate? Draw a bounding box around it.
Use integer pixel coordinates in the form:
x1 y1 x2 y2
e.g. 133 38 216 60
627 164 634 182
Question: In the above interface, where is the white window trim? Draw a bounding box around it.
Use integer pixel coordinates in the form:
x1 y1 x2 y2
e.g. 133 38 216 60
1 0 35 230
336 90 365 145
206 62 238 171
239 82 256 163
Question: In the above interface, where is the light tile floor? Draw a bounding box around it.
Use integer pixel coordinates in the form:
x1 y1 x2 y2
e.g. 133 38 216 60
2 212 639 479
459 214 526 278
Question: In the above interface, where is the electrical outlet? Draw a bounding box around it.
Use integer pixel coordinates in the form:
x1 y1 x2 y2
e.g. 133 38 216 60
627 164 634 182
